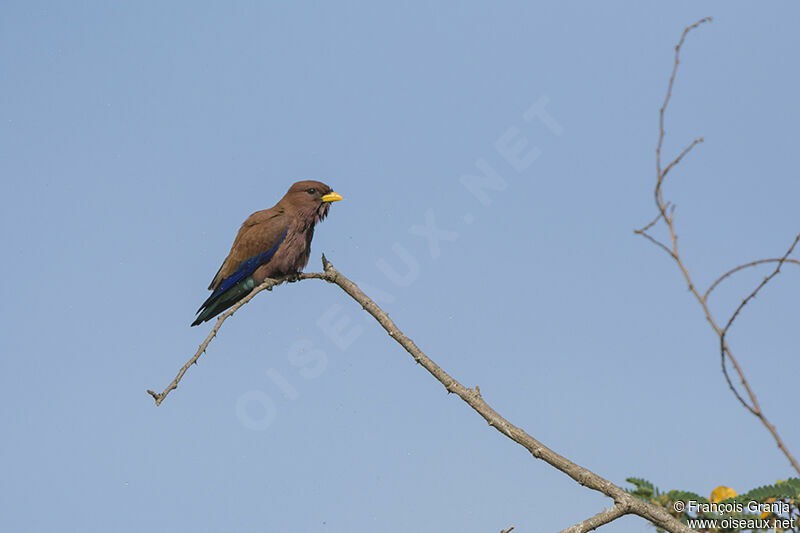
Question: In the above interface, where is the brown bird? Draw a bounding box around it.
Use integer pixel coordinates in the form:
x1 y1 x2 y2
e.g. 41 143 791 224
191 180 343 326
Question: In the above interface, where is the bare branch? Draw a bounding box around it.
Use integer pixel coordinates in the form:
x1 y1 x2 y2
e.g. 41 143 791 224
718 234 800 462
635 205 669 234
636 16 800 475
151 18 799 532
146 271 327 406
716 234 800 417
720 345 758 416
319 258 692 532
661 137 703 183
500 527 515 533
721 233 800 337
559 503 631 533
149 256 694 532
705 257 800 299
656 17 711 178
633 229 676 259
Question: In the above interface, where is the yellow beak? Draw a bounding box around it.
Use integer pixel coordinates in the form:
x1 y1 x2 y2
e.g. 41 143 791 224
321 191 343 203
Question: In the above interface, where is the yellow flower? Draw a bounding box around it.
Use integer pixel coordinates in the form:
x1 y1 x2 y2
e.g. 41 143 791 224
710 486 737 503
760 497 775 519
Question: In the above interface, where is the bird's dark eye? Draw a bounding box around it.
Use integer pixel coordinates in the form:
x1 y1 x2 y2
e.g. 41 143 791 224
306 188 317 195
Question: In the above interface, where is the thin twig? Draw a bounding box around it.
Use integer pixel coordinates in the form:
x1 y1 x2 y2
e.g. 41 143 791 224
656 18 711 176
719 346 758 416
636 206 668 234
721 234 800 337
711 239 800 420
146 272 327 406
705 257 800 300
633 229 675 259
718 234 800 450
661 138 703 182
559 503 631 533
636 16 800 476
500 527 515 533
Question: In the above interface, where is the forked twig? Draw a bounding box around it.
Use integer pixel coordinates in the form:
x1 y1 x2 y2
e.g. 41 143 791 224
718 234 800 422
636 16 800 475
721 234 800 337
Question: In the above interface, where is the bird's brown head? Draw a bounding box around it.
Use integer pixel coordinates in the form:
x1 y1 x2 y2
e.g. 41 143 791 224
283 180 343 223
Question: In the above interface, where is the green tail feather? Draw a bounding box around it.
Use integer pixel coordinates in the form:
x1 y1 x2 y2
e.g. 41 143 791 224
191 276 256 326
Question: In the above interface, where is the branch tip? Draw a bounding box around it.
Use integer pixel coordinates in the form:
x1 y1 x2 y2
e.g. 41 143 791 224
148 268 335 406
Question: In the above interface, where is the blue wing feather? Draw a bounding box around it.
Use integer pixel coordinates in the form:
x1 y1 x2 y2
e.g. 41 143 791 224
211 228 288 297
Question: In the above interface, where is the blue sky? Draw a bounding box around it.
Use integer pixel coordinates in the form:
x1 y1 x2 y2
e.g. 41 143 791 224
1 2 798 532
